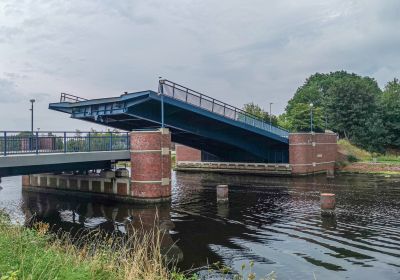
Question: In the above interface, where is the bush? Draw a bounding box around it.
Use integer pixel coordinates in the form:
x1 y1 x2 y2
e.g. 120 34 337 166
347 154 358 163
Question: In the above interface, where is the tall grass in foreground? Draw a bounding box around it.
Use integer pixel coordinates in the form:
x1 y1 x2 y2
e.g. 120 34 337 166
0 210 276 280
0 211 188 280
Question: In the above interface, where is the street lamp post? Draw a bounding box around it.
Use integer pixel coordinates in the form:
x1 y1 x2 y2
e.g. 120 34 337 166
310 103 314 133
269 102 273 130
158 77 164 128
29 99 35 135
325 114 328 131
29 99 35 150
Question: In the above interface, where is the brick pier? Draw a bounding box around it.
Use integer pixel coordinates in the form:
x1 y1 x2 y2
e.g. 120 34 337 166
130 128 172 202
22 128 173 204
289 133 337 175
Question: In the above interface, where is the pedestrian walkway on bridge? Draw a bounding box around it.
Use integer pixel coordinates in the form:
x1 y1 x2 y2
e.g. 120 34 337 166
0 131 130 177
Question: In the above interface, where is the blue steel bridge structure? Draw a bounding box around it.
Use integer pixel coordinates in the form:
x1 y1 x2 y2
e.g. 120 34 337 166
0 80 289 177
49 80 289 163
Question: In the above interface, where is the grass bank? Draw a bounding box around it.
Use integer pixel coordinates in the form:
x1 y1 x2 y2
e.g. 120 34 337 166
337 140 400 175
0 211 276 280
0 211 194 280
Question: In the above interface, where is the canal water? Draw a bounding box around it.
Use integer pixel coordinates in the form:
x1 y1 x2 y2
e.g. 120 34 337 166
0 172 400 279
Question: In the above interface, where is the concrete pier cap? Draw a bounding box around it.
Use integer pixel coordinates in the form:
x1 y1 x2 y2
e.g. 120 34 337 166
216 184 229 203
320 193 336 215
130 128 172 203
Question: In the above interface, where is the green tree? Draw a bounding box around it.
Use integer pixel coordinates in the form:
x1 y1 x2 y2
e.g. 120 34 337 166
242 102 278 125
286 103 324 132
277 113 292 130
380 78 400 150
324 75 381 140
285 71 382 151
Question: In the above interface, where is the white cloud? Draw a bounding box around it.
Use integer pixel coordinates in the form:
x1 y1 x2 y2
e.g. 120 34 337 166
0 77 20 102
0 0 399 130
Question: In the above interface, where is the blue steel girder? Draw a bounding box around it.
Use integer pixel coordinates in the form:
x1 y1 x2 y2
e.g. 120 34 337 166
49 90 289 163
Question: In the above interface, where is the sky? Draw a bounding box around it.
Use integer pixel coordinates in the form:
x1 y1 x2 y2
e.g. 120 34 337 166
0 0 399 131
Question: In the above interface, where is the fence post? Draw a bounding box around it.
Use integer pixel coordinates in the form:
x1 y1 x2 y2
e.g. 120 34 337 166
110 132 113 151
64 132 67 153
88 132 91 152
35 131 39 154
3 132 6 156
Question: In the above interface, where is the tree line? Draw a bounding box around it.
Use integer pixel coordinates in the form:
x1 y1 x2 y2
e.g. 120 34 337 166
243 71 400 153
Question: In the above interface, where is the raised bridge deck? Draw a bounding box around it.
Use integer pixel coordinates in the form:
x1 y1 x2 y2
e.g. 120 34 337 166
49 80 289 163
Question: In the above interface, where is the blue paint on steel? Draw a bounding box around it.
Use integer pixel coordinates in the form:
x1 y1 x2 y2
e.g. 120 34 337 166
49 80 290 163
160 79 289 138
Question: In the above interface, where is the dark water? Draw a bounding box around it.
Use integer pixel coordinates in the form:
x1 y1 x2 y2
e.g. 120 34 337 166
1 172 400 279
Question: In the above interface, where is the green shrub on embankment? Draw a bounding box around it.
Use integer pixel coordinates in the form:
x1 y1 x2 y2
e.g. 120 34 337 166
337 139 371 162
338 139 400 164
0 211 193 280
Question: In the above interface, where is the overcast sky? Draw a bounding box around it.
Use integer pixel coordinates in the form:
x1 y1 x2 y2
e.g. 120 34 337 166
0 0 399 131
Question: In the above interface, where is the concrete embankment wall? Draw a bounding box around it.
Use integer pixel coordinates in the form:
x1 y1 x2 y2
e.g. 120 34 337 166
22 172 133 202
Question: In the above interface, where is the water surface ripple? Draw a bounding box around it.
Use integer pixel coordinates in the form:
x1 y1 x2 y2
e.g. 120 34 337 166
0 173 399 279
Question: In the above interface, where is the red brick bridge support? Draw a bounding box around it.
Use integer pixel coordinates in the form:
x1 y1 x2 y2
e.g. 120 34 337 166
289 132 337 176
130 128 172 202
175 144 202 162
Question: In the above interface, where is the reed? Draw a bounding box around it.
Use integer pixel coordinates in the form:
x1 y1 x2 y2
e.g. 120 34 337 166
0 210 191 280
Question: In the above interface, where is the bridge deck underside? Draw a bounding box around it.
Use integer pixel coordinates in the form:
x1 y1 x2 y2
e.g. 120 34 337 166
50 91 289 163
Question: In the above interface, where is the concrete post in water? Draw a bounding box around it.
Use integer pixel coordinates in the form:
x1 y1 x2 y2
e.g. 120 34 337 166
22 175 31 187
217 202 229 218
320 193 335 215
130 128 171 203
326 168 335 179
216 184 229 203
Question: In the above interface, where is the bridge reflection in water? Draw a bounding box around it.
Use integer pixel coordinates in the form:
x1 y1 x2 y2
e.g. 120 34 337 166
14 172 400 279
19 173 289 271
21 190 184 262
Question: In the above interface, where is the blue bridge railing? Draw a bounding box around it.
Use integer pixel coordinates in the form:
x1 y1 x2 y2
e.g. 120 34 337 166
0 131 130 156
159 79 289 139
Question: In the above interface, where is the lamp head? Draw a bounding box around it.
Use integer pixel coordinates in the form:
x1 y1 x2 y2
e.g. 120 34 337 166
310 103 314 107
30 99 35 103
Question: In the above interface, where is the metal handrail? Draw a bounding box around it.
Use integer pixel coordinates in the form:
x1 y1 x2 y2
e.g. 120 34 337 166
60 92 88 103
159 79 289 138
0 131 130 156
